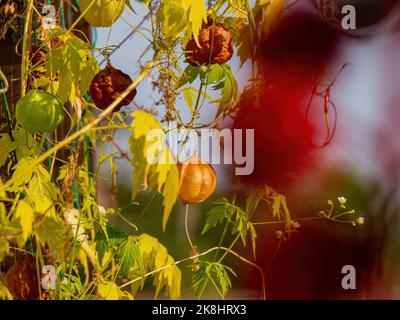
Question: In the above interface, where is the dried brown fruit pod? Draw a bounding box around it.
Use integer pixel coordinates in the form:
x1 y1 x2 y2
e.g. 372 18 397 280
178 156 217 205
185 22 233 66
5 254 39 300
89 64 137 111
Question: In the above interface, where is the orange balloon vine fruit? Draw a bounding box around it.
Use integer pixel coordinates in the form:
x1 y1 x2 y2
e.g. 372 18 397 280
5 254 39 300
178 156 217 205
16 89 65 133
79 0 125 27
89 64 137 112
185 20 233 66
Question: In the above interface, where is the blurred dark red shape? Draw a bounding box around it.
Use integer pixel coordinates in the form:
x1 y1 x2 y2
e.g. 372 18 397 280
232 13 339 190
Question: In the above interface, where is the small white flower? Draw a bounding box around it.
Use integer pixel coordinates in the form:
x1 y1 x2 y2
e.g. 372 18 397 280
338 196 347 206
98 205 107 215
276 230 283 239
200 65 208 73
291 221 300 229
356 217 364 225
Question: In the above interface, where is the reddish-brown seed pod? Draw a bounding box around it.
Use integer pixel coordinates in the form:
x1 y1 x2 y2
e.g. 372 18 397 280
5 254 39 300
178 156 217 205
185 23 233 66
89 64 137 111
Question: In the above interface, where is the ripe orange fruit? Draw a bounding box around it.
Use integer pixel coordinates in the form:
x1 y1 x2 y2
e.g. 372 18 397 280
178 156 217 205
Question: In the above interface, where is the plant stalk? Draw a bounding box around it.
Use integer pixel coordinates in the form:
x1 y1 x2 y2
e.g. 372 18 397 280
21 0 35 97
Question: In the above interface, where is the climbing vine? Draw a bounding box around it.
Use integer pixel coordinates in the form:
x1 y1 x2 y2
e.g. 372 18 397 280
0 0 363 300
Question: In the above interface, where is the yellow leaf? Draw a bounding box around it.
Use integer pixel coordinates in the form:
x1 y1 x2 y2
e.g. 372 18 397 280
98 281 120 300
260 0 284 35
130 110 162 139
14 200 34 242
162 165 179 231
133 234 182 299
129 111 179 230
0 179 5 198
185 0 207 46
0 134 17 167
0 279 13 300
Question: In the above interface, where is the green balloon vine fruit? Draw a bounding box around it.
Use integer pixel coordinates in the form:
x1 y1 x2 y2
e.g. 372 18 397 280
16 89 65 133
80 0 125 27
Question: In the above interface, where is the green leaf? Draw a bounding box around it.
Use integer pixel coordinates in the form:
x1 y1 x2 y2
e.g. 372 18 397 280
14 199 34 242
246 185 292 231
248 222 257 258
231 207 249 246
201 64 225 85
95 232 108 265
193 262 236 298
94 225 125 265
117 236 144 277
107 224 128 246
201 205 226 234
218 65 238 116
177 65 199 88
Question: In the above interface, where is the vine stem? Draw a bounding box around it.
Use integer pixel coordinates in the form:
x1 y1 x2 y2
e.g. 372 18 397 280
119 245 266 300
185 204 194 250
188 81 204 127
252 216 324 226
64 0 97 37
1 57 157 190
21 0 34 97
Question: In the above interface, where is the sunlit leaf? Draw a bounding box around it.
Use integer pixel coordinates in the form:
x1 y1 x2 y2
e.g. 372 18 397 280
14 199 34 242
201 205 226 234
98 281 120 300
35 217 67 253
43 32 99 104
117 236 143 277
